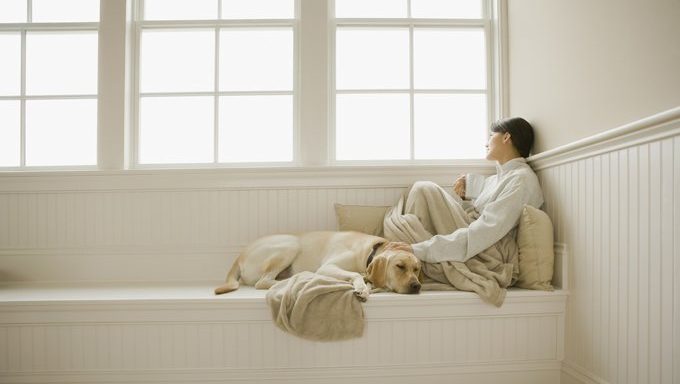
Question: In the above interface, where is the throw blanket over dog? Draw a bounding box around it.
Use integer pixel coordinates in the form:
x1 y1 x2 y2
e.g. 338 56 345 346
266 271 365 341
384 182 520 306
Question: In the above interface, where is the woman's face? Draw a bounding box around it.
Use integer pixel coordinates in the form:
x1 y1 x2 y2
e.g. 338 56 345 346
485 131 506 161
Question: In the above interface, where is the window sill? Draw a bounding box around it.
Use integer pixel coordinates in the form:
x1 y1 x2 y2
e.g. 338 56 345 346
0 162 495 192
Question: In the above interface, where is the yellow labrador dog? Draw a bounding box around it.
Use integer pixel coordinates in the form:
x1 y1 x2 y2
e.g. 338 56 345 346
214 231 422 301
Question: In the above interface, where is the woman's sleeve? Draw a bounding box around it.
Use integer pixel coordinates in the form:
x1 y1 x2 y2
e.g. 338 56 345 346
465 173 488 200
411 178 529 263
464 181 528 258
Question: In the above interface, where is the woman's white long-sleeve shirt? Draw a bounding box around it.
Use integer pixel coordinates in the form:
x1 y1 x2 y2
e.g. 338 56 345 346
411 158 544 263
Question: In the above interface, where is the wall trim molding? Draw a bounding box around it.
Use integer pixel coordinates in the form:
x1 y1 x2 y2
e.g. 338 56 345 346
528 106 680 171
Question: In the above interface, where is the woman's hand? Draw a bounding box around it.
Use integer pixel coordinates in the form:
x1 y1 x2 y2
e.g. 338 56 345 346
384 242 413 253
453 174 466 199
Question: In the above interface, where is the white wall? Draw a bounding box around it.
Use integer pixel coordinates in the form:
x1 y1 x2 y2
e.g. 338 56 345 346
508 2 680 379
507 0 680 153
530 109 680 384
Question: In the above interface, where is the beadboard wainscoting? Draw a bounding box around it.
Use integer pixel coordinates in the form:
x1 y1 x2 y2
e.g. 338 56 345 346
0 165 493 283
0 286 567 384
0 187 409 282
530 107 680 384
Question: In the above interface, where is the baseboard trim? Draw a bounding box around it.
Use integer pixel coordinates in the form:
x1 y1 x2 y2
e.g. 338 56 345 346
1 360 562 384
561 361 610 384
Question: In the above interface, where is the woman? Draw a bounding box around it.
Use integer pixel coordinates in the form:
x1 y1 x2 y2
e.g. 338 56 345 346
389 117 544 265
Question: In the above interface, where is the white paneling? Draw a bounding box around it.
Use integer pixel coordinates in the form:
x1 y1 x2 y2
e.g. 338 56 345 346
0 186 412 282
0 281 569 383
1 157 436 282
674 136 680 384
536 113 680 384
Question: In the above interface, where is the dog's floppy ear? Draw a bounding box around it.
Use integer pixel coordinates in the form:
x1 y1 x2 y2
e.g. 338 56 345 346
417 260 425 282
366 254 388 288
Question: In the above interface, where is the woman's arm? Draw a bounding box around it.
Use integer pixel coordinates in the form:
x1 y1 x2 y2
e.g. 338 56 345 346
411 178 530 263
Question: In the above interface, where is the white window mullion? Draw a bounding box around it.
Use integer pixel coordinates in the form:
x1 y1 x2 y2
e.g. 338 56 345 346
131 0 142 167
408 24 415 160
213 26 220 164
292 0 300 165
491 0 507 120
328 0 337 164
299 0 329 166
20 29 26 167
98 0 130 170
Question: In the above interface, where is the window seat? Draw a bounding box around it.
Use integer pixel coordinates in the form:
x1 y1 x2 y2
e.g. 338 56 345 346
0 282 567 384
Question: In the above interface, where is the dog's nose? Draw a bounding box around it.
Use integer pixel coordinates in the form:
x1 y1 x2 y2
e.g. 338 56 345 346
409 282 421 294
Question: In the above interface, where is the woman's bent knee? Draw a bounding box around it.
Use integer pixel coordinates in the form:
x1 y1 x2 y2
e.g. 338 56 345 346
410 181 440 195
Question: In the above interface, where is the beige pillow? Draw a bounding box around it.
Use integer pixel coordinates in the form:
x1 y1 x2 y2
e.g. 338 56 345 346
516 205 555 291
334 204 389 236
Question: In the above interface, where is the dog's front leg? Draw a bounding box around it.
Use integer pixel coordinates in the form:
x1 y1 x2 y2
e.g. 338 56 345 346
317 264 370 302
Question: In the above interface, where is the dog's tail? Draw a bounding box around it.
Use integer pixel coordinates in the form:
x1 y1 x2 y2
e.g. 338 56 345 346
214 259 241 295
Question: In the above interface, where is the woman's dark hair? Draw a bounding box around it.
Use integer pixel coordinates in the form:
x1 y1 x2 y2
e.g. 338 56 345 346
490 117 535 158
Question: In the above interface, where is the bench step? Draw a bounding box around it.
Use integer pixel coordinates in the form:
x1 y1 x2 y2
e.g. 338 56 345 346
0 283 567 384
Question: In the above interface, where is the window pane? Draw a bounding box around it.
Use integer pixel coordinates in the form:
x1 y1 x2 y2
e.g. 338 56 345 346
414 29 486 90
32 0 99 22
139 96 214 164
336 28 409 90
140 30 214 93
335 0 407 18
144 0 217 21
219 29 293 92
0 0 26 23
336 94 410 160
222 0 294 20
26 31 98 96
0 33 21 96
414 94 487 159
411 0 482 19
25 99 97 166
219 96 292 162
0 101 21 167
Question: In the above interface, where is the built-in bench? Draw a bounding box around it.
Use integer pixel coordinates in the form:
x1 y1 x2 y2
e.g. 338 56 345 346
0 248 567 384
0 168 568 383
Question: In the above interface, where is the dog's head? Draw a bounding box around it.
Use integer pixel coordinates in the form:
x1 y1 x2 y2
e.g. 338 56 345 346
366 248 421 294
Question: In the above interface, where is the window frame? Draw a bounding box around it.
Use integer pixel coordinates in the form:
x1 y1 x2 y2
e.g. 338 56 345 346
0 0 100 170
329 0 501 165
130 0 301 169
0 0 507 173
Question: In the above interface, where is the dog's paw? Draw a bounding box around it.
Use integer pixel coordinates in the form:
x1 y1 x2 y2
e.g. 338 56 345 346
353 287 370 302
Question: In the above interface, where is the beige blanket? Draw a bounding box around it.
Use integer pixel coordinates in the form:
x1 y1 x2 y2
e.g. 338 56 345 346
383 185 519 306
266 271 364 341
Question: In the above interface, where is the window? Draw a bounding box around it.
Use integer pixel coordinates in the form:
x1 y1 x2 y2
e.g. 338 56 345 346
135 0 296 166
333 0 491 161
0 0 503 171
0 0 99 168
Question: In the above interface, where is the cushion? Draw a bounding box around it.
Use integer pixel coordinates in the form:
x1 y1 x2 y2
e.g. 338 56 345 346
515 205 555 291
334 204 389 236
